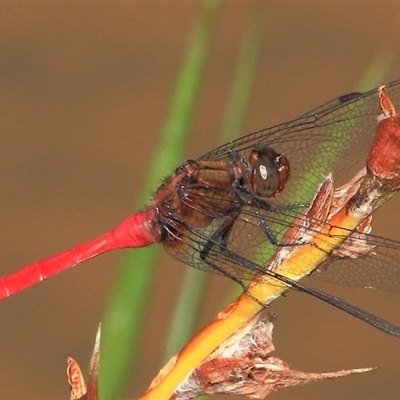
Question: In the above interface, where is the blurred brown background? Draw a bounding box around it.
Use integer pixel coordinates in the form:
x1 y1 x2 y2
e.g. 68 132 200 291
1 2 400 399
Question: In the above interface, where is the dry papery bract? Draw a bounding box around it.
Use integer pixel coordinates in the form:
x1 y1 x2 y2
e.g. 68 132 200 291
67 325 100 400
171 313 373 399
67 317 373 400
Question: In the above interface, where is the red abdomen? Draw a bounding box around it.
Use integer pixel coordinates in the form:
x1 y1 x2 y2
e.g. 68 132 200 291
0 208 161 299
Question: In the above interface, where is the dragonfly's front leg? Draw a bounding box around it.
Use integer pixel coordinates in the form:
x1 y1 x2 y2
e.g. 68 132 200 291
233 184 308 248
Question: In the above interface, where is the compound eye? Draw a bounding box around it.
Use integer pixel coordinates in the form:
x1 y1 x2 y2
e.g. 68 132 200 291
249 145 290 198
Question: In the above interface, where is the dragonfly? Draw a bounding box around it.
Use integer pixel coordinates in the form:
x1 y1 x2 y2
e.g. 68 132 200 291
2 79 400 337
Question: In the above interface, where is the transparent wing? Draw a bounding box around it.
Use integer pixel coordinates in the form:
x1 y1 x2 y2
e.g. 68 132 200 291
163 78 400 292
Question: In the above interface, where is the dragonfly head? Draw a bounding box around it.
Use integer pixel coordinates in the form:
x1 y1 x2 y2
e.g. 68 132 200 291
248 145 290 198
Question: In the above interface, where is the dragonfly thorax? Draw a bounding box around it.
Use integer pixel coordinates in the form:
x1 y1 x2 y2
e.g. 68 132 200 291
153 145 290 247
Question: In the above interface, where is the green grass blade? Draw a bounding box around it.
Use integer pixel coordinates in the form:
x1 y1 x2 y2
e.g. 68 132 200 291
227 49 397 302
357 48 396 91
163 268 207 361
99 3 222 399
294 48 396 201
220 12 264 143
163 10 264 361
275 51 397 212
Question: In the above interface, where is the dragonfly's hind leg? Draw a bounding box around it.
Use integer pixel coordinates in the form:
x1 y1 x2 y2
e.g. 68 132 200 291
199 212 239 261
199 217 274 308
254 208 311 249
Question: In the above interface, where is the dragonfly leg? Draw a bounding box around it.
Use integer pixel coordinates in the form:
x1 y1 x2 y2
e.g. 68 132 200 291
199 213 239 261
234 184 308 212
233 184 311 246
257 215 308 247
